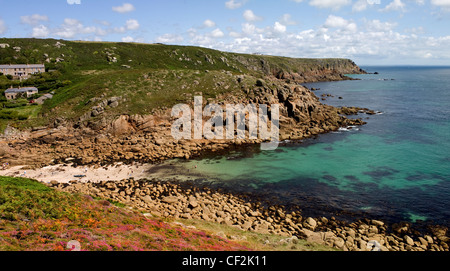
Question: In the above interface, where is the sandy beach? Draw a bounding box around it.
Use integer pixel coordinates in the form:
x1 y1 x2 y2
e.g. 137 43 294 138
0 162 158 184
0 159 209 184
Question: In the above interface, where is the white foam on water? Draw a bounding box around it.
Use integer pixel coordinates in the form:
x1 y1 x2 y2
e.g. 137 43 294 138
338 126 360 132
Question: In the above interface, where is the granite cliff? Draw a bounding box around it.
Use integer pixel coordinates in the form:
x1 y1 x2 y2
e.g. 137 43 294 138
0 38 369 167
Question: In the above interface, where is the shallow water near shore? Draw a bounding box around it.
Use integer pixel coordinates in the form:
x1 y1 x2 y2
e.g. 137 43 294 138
151 66 450 226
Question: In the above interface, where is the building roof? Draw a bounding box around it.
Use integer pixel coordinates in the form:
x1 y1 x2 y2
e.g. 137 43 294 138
35 94 52 104
0 64 45 69
5 87 38 93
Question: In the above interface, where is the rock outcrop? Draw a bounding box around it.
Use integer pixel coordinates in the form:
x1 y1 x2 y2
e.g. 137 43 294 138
1 76 372 167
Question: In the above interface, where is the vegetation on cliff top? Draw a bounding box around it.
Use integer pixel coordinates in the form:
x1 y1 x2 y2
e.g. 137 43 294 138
0 38 363 131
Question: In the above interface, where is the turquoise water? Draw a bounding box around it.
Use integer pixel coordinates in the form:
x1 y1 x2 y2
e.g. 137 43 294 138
171 66 450 225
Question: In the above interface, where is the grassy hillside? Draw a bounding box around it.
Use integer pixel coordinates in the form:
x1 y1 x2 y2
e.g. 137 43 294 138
0 38 362 131
0 176 334 251
0 176 252 251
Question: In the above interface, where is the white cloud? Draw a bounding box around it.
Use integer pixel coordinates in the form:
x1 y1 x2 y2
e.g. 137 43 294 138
187 27 197 38
273 22 287 33
203 19 216 28
431 0 450 7
114 19 139 33
365 19 397 32
324 15 348 28
114 27 126 33
176 13 450 65
225 0 245 9
382 0 406 11
309 0 351 10
67 0 81 4
241 23 258 35
211 28 225 38
187 27 226 46
54 18 83 38
280 14 297 25
155 34 184 44
405 26 425 34
54 18 106 39
96 20 111 26
324 15 357 32
229 31 241 38
112 3 135 13
352 0 369 12
431 0 450 11
243 10 263 22
126 19 140 30
0 19 6 34
20 14 49 25
122 36 135 43
20 16 141 41
32 25 50 38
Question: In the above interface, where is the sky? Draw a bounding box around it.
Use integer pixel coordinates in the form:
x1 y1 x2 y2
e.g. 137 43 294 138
1 0 450 65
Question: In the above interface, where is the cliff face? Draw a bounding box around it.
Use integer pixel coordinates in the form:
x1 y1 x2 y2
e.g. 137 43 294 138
1 75 371 167
0 38 369 167
230 54 365 83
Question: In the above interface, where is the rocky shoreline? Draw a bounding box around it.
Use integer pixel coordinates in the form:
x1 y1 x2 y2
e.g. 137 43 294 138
4 56 447 251
1 75 372 168
48 178 449 251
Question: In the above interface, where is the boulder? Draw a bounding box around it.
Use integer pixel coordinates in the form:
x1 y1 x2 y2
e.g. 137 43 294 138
249 211 261 217
142 195 153 204
189 200 199 209
298 229 324 245
418 237 428 247
256 79 266 87
371 220 385 227
303 217 317 230
346 229 356 239
111 115 136 136
162 196 179 204
404 235 415 246
393 222 410 235
333 237 346 249
253 221 270 234
241 221 253 231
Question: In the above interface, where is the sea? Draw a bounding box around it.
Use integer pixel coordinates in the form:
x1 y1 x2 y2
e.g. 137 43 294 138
159 66 450 226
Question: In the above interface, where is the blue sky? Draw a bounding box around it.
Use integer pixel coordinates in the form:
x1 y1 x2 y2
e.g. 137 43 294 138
1 0 450 65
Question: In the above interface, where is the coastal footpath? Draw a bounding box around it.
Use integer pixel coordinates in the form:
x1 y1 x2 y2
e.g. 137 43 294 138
49 178 449 251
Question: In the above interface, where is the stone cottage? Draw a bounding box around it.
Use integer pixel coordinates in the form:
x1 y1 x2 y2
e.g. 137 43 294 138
4 87 38 100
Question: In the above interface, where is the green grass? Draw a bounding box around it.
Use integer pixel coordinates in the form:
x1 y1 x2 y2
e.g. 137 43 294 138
0 176 79 221
0 104 44 132
1 104 42 119
0 38 362 130
0 176 253 251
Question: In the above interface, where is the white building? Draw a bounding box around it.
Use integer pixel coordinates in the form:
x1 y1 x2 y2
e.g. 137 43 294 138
0 64 45 79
